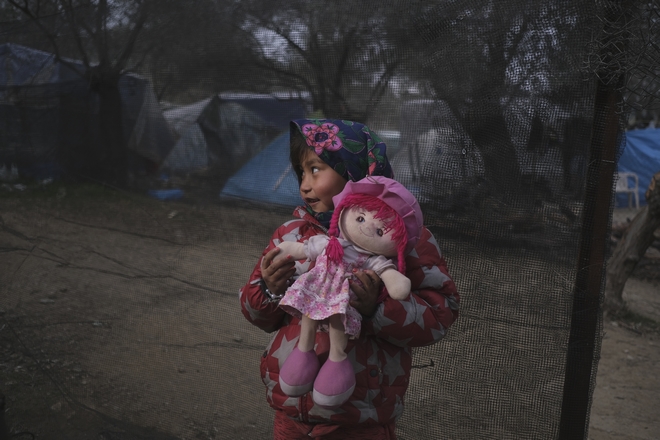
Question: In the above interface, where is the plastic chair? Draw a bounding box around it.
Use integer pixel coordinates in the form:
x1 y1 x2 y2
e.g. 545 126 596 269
615 172 640 209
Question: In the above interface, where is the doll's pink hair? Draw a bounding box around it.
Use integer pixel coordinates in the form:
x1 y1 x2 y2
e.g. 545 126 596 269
326 193 408 273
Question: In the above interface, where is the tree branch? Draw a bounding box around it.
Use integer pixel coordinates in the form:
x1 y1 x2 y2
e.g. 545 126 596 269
114 3 148 72
57 0 93 70
605 171 660 310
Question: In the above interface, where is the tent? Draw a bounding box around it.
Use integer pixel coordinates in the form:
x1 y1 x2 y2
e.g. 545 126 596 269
618 127 660 207
161 93 307 177
219 132 302 207
161 98 213 171
0 43 174 179
391 99 484 207
220 124 401 208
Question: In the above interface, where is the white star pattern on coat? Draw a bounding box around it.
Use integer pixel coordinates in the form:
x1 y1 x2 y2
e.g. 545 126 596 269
431 324 446 341
401 297 427 329
368 341 379 366
242 291 264 322
282 231 301 242
426 233 443 257
295 259 310 274
282 219 302 229
309 401 346 417
418 265 451 289
346 346 366 375
391 395 404 420
265 367 277 401
354 389 381 423
382 351 406 385
447 294 459 310
271 334 298 368
371 306 396 332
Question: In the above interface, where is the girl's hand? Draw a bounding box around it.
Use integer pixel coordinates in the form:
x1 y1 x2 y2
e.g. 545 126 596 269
349 269 381 317
260 247 296 297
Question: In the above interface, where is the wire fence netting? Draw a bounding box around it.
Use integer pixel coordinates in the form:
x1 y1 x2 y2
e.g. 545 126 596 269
0 0 646 438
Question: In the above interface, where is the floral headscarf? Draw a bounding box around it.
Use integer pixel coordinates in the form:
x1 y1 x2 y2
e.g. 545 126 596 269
291 119 394 183
290 119 394 227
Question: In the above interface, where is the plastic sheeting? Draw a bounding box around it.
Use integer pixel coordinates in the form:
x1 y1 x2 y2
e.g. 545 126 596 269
220 132 301 207
618 128 660 206
0 43 174 175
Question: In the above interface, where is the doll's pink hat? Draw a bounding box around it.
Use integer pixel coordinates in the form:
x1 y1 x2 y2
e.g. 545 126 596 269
332 176 423 254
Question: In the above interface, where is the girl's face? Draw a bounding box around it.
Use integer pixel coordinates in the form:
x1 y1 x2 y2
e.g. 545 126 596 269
298 149 347 213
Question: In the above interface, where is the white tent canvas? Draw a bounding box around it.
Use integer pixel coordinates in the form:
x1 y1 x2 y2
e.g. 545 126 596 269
161 94 306 178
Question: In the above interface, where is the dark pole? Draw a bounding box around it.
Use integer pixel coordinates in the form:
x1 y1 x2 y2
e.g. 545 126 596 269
558 1 629 437
558 80 620 440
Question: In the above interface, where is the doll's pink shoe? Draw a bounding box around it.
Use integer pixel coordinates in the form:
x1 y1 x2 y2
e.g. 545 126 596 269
312 357 356 408
279 347 320 397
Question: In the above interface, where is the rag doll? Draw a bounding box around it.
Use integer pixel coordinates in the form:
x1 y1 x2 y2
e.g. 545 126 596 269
274 176 423 408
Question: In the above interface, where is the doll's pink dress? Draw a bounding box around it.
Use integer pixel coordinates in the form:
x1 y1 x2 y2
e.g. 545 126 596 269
279 235 396 337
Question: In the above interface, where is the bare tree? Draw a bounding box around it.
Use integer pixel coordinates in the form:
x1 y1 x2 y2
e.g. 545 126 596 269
237 0 401 122
592 1 660 116
398 0 594 200
137 1 259 103
605 172 660 310
6 0 151 185
587 1 660 312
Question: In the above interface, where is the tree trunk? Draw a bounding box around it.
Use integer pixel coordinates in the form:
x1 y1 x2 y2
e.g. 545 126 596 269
605 171 660 310
99 85 126 186
90 70 126 187
453 101 523 198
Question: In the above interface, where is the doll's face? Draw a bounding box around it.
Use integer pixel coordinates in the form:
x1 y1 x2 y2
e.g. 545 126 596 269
339 207 398 257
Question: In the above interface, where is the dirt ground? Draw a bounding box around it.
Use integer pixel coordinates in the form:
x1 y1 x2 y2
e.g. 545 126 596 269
588 208 660 440
0 186 658 439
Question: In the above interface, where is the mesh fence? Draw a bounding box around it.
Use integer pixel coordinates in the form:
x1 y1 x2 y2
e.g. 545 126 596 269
0 0 653 439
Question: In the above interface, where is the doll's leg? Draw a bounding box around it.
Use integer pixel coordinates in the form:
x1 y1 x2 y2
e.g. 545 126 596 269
327 314 348 362
297 315 318 352
312 314 355 408
279 315 320 397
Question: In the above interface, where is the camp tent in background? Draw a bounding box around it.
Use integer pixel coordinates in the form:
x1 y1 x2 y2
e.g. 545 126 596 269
161 98 213 172
219 123 401 208
392 97 594 211
220 132 301 207
618 127 660 207
161 93 307 184
391 99 485 207
0 43 174 179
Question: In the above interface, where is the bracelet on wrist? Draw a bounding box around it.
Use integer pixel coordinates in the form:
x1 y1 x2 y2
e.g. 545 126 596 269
259 279 285 304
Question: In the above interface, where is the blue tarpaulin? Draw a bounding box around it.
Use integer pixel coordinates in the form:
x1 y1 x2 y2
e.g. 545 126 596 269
220 132 302 207
618 128 660 207
0 43 82 87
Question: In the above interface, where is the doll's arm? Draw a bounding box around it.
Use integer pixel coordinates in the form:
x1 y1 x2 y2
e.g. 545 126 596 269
274 234 330 263
274 241 306 262
364 255 411 300
380 268 411 300
240 219 329 332
360 227 460 347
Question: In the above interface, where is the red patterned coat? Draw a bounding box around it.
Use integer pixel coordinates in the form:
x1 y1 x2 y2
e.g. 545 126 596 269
239 206 459 427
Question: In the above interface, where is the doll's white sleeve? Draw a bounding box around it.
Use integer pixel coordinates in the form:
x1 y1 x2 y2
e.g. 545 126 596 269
303 235 331 260
363 255 397 276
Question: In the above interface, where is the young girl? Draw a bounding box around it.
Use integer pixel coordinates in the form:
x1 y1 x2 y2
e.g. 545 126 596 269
239 119 459 439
